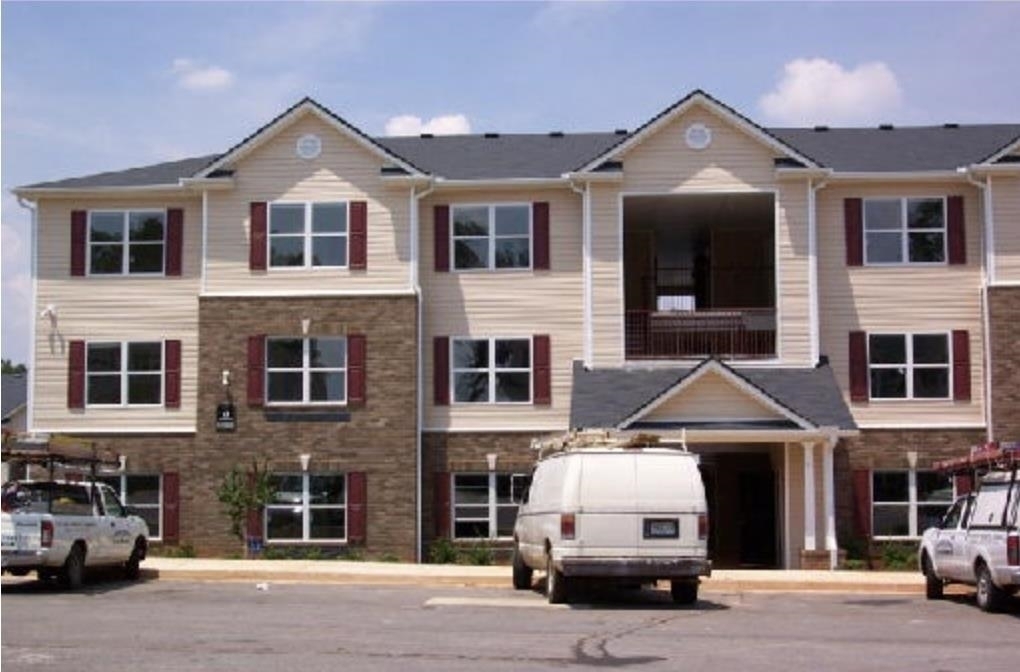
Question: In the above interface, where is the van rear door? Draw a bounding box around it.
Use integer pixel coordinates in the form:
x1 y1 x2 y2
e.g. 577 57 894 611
633 454 705 557
575 453 639 554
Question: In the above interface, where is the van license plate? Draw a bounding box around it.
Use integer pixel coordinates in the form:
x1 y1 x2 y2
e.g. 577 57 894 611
643 518 679 539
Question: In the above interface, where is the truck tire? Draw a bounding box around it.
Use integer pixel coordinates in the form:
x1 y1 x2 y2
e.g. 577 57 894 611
61 544 85 591
975 562 1006 613
125 540 144 581
512 544 533 590
670 579 698 605
546 555 568 604
922 555 944 600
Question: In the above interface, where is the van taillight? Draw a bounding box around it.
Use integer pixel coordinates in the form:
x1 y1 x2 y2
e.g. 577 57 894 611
560 513 576 540
1008 534 1019 566
40 520 54 548
698 513 709 541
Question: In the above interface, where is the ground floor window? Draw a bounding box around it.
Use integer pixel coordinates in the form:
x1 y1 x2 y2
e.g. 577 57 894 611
96 474 162 540
872 469 953 538
453 472 530 539
265 473 346 542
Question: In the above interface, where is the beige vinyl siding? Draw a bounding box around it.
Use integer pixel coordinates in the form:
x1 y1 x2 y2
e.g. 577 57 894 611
776 181 811 364
785 442 806 567
421 188 583 430
590 183 624 366
205 113 411 294
34 196 201 431
642 370 787 422
817 183 985 427
991 175 1020 282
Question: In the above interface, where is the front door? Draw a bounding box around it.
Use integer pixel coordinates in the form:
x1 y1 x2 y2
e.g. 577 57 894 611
699 452 779 569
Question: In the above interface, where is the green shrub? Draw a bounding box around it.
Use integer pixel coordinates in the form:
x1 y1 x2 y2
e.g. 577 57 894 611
149 543 196 558
462 542 493 566
428 537 458 564
376 552 401 563
878 541 917 571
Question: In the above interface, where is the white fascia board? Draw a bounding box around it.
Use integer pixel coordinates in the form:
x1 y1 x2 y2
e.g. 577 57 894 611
964 163 1020 176
976 136 1020 165
422 425 568 433
430 177 571 190
179 177 235 191
856 422 986 430
32 426 198 435
562 171 625 183
635 428 856 444
12 184 187 199
825 170 969 182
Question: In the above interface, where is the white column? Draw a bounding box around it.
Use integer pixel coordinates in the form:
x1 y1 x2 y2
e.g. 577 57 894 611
823 439 838 569
803 442 816 552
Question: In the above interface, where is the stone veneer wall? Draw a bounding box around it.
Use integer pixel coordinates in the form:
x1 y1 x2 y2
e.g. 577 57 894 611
988 287 1020 442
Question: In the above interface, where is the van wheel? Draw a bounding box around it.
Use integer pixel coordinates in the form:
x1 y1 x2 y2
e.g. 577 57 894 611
670 579 698 605
512 545 533 590
975 563 1005 613
922 555 943 600
61 545 85 591
546 555 568 604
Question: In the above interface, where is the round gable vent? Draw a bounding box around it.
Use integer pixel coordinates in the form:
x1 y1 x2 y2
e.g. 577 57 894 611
684 123 712 150
296 133 322 160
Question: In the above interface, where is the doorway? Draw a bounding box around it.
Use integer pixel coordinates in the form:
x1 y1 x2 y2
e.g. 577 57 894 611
699 450 779 569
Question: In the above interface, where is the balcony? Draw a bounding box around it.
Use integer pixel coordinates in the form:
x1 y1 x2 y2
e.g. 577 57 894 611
626 306 776 360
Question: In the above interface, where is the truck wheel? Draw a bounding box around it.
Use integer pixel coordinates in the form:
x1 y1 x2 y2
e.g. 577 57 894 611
512 544 533 590
61 545 85 591
546 555 568 604
922 555 943 600
670 579 698 605
975 563 1005 613
125 541 144 581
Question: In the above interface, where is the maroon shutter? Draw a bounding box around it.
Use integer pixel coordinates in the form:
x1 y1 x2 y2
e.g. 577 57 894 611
349 201 367 270
844 198 863 266
852 469 872 538
434 205 450 272
532 202 550 270
347 333 366 407
249 202 267 271
533 334 551 405
347 471 367 544
247 334 266 407
947 195 966 265
71 210 87 276
848 331 869 402
164 340 182 408
434 471 451 538
954 474 974 496
952 330 971 401
68 340 86 409
162 472 180 543
166 208 184 276
433 336 450 406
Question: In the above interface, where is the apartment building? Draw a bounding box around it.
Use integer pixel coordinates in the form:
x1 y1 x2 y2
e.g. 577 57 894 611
13 90 1020 568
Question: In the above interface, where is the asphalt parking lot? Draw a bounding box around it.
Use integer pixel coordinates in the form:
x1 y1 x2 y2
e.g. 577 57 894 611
2 578 1017 672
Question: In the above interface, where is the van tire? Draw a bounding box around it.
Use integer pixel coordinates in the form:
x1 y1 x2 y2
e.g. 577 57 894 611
61 544 85 591
670 579 698 605
922 555 943 600
546 555 568 604
512 545 533 590
975 562 1005 613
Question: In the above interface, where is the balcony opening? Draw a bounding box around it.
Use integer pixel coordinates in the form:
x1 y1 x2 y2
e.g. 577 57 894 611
624 192 776 360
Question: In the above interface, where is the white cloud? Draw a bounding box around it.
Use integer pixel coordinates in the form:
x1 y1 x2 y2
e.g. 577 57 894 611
172 58 234 91
759 58 904 125
384 114 471 137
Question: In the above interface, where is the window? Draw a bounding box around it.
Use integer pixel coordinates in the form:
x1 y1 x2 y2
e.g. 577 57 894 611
265 473 346 542
872 469 953 538
864 197 946 265
453 473 531 539
452 338 531 403
86 341 163 406
868 333 950 399
452 204 531 270
96 475 162 539
89 210 166 275
266 337 346 404
269 202 348 268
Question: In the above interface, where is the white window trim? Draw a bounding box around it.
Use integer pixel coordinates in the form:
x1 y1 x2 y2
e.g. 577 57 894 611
867 331 953 401
102 473 163 541
267 201 349 270
451 472 529 541
872 468 955 540
265 336 348 406
85 340 165 408
863 196 947 267
450 203 533 272
450 336 533 405
265 472 347 543
87 209 167 277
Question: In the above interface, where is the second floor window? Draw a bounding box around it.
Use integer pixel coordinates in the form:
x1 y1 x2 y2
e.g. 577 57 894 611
269 202 348 268
452 338 531 403
864 197 945 265
452 204 531 270
869 333 950 400
86 341 163 406
89 210 165 275
266 337 346 404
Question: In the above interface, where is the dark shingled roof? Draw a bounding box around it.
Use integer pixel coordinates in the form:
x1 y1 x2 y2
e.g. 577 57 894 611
21 154 220 190
569 360 856 431
2 374 28 421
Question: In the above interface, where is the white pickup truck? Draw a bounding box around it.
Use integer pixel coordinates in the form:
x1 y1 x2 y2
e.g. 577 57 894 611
919 458 1019 612
1 480 150 589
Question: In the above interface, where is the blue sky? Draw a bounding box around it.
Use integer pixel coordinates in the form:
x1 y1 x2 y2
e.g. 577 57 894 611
3 1 1019 364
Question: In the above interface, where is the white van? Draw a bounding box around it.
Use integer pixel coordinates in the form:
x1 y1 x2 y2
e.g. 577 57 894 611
512 447 711 604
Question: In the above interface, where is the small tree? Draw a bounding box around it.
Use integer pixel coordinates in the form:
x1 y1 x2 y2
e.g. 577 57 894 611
217 459 276 557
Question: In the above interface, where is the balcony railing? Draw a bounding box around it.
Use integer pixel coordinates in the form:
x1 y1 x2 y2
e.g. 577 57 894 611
625 308 776 360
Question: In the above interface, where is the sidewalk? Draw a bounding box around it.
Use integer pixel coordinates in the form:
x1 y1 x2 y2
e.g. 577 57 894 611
141 557 929 594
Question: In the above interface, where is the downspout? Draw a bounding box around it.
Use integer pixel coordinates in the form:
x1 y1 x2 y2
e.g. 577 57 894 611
201 189 209 294
16 197 37 433
965 171 994 441
410 179 435 563
569 180 593 367
807 176 829 366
